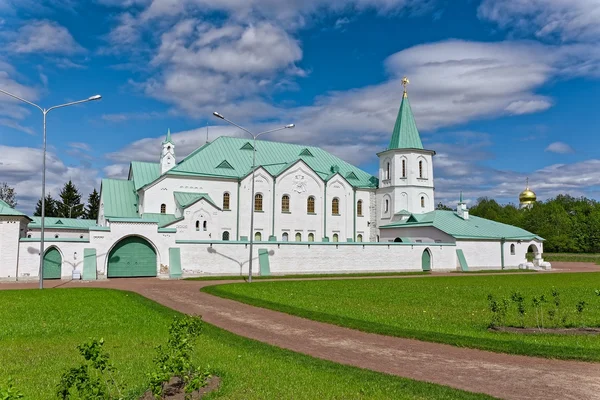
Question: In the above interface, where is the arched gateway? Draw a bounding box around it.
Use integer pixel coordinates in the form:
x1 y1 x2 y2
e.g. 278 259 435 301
43 247 62 279
107 236 157 278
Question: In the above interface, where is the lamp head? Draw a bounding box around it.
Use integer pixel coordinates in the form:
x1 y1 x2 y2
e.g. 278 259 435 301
213 111 224 119
88 95 102 101
285 124 295 129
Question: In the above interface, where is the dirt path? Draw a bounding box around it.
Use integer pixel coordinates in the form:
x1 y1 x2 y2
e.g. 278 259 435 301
2 262 600 400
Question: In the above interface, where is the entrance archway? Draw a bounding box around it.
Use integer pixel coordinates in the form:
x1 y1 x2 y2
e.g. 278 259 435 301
107 236 157 278
421 248 432 272
43 247 62 279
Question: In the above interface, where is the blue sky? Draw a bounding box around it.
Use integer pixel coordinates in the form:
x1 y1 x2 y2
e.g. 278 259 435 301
1 0 600 212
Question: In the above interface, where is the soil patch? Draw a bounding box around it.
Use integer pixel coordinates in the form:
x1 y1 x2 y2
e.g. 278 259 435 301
139 375 221 399
489 326 600 335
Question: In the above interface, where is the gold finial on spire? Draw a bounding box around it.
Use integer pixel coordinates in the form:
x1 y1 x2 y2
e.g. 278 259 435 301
402 76 409 98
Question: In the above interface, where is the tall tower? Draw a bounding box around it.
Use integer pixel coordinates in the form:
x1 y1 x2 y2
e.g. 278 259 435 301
519 178 536 209
160 129 176 174
376 77 435 226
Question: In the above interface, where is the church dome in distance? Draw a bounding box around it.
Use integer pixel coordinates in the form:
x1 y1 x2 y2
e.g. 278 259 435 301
519 188 536 203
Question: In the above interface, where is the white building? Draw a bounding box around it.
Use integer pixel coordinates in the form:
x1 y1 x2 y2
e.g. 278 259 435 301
0 84 549 281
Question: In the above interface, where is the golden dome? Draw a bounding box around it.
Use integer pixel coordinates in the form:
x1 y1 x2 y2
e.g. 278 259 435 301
519 188 536 203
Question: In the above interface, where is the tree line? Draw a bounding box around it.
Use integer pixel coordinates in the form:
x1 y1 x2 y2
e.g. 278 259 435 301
438 195 600 253
0 181 100 220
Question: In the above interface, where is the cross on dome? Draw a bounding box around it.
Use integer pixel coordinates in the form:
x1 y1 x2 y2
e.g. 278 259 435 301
402 76 410 98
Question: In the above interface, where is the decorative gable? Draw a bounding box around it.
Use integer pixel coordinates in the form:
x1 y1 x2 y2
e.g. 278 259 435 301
346 172 358 180
240 142 254 150
216 160 234 169
299 148 314 157
55 220 63 225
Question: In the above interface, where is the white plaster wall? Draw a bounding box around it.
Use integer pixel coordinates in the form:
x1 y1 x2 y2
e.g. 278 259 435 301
16 241 88 280
0 218 22 279
326 176 353 241
179 242 456 276
238 169 273 241
380 226 455 243
355 189 372 242
173 199 224 241
26 229 89 240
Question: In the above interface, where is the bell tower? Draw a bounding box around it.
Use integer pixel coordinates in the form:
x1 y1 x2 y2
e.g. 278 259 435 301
160 128 176 174
376 77 435 226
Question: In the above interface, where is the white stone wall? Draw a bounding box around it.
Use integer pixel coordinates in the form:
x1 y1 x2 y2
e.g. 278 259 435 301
456 239 544 269
179 242 456 276
380 226 455 243
26 228 89 240
326 176 354 241
17 241 88 280
0 218 24 280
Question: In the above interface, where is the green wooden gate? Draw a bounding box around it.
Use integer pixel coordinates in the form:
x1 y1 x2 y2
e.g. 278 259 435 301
43 248 62 279
107 236 157 278
421 249 431 272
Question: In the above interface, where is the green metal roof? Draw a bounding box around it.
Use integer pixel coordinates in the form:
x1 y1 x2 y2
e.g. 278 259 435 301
168 136 378 189
173 192 219 210
101 179 138 218
130 161 161 191
28 217 98 230
381 210 542 240
0 199 30 218
141 213 183 227
388 94 424 150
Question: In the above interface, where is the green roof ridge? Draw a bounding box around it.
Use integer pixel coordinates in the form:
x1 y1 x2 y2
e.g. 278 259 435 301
388 94 423 150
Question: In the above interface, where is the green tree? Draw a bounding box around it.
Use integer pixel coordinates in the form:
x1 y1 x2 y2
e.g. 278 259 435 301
0 182 17 208
34 194 58 217
56 180 84 219
436 202 453 211
85 189 100 220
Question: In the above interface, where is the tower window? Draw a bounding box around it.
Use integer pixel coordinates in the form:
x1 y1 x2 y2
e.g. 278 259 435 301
203 221 207 231
222 231 230 241
386 162 391 180
295 232 302 242
357 234 363 243
332 198 340 215
308 233 314 242
254 194 263 212
223 192 230 210
282 232 289 241
419 161 423 179
510 244 515 255
160 204 166 214
421 196 425 208
402 159 406 178
254 232 262 241
357 200 363 217
196 221 200 231
282 195 290 212
333 233 339 242
385 199 389 213
307 196 315 213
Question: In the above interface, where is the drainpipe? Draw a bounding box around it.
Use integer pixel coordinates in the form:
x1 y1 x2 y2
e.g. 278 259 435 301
271 178 276 238
236 180 241 240
323 185 327 241
353 189 357 242
500 238 505 270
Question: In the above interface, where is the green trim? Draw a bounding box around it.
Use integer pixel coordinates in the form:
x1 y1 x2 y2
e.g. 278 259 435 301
106 217 156 223
456 249 469 272
323 185 327 238
353 189 356 242
258 248 271 276
169 247 182 278
88 226 111 232
83 248 97 280
271 178 276 237
500 238 505 270
20 238 90 243
158 228 177 233
236 181 241 241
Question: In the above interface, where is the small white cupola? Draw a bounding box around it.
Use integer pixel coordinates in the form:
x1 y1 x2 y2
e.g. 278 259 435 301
160 128 176 174
456 192 469 220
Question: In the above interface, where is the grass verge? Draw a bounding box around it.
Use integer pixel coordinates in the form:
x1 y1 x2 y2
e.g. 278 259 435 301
185 271 430 281
537 253 600 264
203 273 600 362
0 288 494 400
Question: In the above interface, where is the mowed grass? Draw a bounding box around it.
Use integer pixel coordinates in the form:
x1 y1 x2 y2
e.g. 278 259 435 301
0 289 494 400
540 253 600 264
203 273 600 361
186 271 430 281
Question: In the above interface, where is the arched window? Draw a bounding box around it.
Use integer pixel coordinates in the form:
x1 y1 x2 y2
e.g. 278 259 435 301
195 221 200 231
308 233 314 242
357 234 363 243
376 235 380 242
510 244 515 255
160 203 166 214
385 199 389 213
282 195 290 212
282 232 289 241
386 162 390 180
254 232 262 241
333 233 339 242
419 160 423 179
203 221 207 231
394 237 403 242
307 196 315 213
357 200 363 217
421 196 425 208
254 193 263 212
332 198 340 215
222 231 230 241
295 232 302 242
223 192 230 210
402 159 406 178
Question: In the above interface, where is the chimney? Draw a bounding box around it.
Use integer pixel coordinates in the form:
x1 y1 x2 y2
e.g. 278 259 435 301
456 192 469 220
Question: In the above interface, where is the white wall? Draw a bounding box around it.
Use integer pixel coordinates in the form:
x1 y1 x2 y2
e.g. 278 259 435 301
456 239 544 269
0 218 25 280
179 242 456 276
26 228 89 240
380 226 455 243
17 241 88 280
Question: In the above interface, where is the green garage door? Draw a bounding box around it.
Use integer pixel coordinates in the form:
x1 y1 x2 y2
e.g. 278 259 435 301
108 236 157 278
43 248 62 279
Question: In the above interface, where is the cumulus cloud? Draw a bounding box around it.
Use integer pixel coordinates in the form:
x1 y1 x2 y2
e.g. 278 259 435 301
478 0 600 42
0 59 39 133
545 141 575 154
5 20 84 55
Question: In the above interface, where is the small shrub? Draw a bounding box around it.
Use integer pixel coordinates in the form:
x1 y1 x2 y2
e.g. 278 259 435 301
487 294 509 328
510 291 526 328
0 378 24 400
575 300 588 327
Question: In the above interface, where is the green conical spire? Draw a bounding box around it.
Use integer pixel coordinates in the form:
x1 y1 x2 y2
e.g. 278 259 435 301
387 78 423 150
163 128 173 144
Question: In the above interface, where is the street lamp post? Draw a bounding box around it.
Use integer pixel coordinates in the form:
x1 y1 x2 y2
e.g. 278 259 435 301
212 112 294 282
0 89 101 289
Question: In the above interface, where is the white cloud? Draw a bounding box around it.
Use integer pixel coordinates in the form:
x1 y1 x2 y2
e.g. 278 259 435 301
545 141 575 154
0 59 39 133
505 99 552 115
478 0 600 42
6 20 84 55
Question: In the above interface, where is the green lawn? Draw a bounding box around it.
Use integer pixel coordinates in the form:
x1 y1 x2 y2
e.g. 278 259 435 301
536 253 600 264
203 273 600 361
0 289 493 400
185 271 430 281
